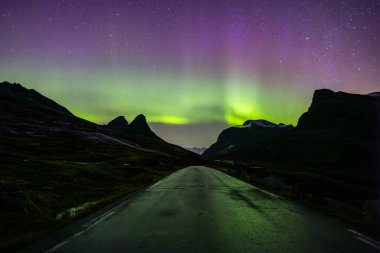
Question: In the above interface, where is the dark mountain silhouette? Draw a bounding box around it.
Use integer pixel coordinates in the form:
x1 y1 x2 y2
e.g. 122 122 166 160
0 81 199 252
0 81 72 116
129 114 162 140
0 81 78 127
107 114 162 140
297 89 380 136
107 116 130 132
205 89 380 167
203 120 293 156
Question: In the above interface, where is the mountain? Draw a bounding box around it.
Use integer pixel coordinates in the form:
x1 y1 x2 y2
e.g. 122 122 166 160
0 81 199 252
184 147 207 155
297 89 380 136
203 120 293 156
107 116 130 132
204 89 380 188
107 114 162 140
0 81 72 116
205 89 380 166
129 114 162 140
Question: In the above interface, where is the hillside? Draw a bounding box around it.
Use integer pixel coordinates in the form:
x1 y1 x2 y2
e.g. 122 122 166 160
0 81 200 252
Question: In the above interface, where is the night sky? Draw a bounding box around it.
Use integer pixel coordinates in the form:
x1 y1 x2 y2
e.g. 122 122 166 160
1 0 379 147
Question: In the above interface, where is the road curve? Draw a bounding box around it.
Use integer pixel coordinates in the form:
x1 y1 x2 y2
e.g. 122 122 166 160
23 166 378 253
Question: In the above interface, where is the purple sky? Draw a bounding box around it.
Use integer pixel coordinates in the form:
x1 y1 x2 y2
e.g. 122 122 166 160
1 0 379 147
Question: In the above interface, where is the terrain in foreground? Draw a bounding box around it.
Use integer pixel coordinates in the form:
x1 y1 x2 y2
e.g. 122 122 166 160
20 166 378 253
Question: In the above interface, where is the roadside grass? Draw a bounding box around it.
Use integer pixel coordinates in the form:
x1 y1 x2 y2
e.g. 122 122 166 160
0 133 198 252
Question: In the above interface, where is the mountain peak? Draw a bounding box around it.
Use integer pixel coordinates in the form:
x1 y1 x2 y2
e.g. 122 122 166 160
106 114 161 140
314 88 334 95
109 116 128 125
1 81 22 89
240 119 292 129
130 114 161 140
107 116 129 132
242 119 277 128
131 114 147 125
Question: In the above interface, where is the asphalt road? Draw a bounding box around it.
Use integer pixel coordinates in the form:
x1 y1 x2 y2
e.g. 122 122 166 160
23 166 379 253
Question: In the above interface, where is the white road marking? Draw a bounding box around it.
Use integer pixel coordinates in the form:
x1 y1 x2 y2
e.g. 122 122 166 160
145 180 162 191
215 170 279 197
83 211 116 230
259 189 280 198
355 236 380 250
44 239 71 253
44 170 184 251
151 181 161 188
44 206 119 252
348 229 380 250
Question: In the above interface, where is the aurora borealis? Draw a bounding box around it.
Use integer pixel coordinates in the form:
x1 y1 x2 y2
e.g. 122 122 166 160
1 0 379 147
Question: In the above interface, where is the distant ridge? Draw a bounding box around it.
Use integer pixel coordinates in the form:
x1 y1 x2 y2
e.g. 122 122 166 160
367 92 380 97
184 147 207 155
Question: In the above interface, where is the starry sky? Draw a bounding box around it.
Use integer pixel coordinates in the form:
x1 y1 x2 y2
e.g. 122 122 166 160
1 0 379 147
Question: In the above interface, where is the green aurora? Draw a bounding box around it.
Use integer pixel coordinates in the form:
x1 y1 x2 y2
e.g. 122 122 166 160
1 65 311 128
